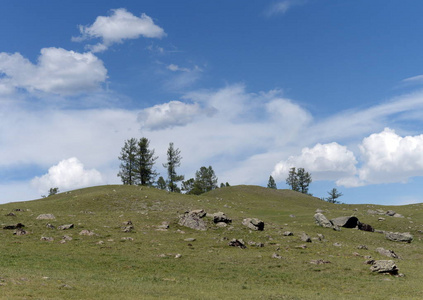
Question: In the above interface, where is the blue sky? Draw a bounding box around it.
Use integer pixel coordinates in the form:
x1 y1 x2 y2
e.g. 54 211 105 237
2 1 423 205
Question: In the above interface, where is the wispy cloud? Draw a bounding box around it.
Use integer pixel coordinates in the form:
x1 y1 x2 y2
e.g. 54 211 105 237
264 0 307 17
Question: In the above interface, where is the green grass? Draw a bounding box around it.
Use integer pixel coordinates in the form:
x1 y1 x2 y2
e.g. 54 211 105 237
0 185 422 299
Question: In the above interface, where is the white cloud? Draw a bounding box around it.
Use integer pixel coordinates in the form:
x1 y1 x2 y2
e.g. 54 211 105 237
74 8 166 52
272 142 357 182
0 48 107 95
264 0 307 17
138 101 202 130
357 128 423 184
31 157 104 195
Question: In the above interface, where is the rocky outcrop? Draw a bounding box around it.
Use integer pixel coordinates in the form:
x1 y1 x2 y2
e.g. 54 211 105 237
385 232 413 243
370 260 399 275
242 218 264 231
228 239 247 249
36 214 55 220
212 212 232 224
314 213 333 228
178 210 207 231
376 247 399 259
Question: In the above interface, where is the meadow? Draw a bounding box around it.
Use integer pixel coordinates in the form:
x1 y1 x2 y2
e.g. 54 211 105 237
0 185 422 299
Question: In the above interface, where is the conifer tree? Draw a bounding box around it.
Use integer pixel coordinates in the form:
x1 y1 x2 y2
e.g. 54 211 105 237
267 175 277 189
163 142 184 192
134 137 158 186
117 138 138 185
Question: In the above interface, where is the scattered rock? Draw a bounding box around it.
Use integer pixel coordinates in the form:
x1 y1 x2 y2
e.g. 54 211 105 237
215 222 227 228
357 245 368 250
376 247 399 259
283 231 294 236
393 213 404 218
58 224 74 230
79 230 95 236
315 209 325 213
370 260 399 275
212 212 232 224
122 225 134 232
310 259 331 265
295 244 307 249
36 214 55 220
357 222 374 232
121 237 134 241
40 236 54 242
14 228 27 235
300 232 312 243
242 218 264 231
314 213 333 228
175 254 182 259
122 221 133 226
184 238 196 242
378 217 385 221
333 242 342 247
386 210 396 216
385 232 413 243
317 233 325 241
178 210 207 231
62 235 73 241
3 223 25 230
228 239 247 249
272 253 282 259
289 214 296 218
46 223 56 229
5 212 16 217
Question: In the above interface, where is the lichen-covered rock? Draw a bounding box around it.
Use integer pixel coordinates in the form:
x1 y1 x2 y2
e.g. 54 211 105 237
36 214 55 220
370 260 398 275
385 231 413 243
314 213 333 228
376 247 399 259
178 210 207 231
212 212 232 224
242 218 264 231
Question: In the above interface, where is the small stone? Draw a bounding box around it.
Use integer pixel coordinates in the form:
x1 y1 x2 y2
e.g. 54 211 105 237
175 254 182 259
272 253 282 259
40 236 54 242
300 232 312 243
79 230 95 236
283 231 294 236
184 238 196 242
36 214 55 220
58 224 74 230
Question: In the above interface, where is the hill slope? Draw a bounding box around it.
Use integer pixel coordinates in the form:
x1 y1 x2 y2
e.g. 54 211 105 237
0 185 422 299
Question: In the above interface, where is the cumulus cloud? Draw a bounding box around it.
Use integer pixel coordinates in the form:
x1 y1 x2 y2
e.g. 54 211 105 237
272 142 357 182
264 0 307 17
31 157 103 194
74 8 166 52
0 48 107 95
357 128 423 184
138 101 203 130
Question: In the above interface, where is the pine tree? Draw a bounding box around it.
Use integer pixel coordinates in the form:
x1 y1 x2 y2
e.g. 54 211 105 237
163 142 184 193
117 138 138 185
267 175 277 189
134 137 158 186
156 176 167 190
286 167 312 194
326 188 342 204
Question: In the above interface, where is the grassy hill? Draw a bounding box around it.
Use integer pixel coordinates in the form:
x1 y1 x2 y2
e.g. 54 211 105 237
0 185 422 299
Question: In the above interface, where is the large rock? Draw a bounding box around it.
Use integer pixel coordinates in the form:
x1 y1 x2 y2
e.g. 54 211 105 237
376 247 399 259
330 216 359 228
314 213 333 228
242 218 264 231
178 210 207 231
385 232 413 243
370 260 398 275
212 212 232 224
36 214 56 220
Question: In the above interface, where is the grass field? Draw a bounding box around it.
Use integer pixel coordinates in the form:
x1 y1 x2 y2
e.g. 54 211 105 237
0 185 422 299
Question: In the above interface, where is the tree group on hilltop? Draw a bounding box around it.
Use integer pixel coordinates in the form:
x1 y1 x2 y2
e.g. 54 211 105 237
118 138 226 194
286 167 312 194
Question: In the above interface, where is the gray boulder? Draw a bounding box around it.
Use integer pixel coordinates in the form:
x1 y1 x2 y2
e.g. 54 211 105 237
300 232 312 243
370 260 398 275
36 214 55 220
314 213 333 228
242 218 264 231
330 216 359 228
376 247 399 259
178 210 207 231
58 224 74 230
212 212 232 224
385 231 413 243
